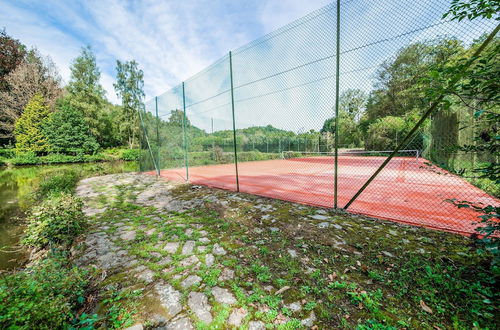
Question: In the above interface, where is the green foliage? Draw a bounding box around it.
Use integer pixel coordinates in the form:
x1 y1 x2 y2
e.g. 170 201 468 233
35 169 80 199
66 46 111 146
14 94 51 154
390 257 497 327
44 97 99 155
114 60 144 148
364 116 406 150
120 148 141 161
0 148 15 159
8 152 106 165
0 252 89 329
23 193 86 248
443 0 500 21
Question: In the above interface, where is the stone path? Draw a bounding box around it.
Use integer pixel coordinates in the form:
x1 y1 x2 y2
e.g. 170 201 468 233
73 173 317 329
73 172 459 329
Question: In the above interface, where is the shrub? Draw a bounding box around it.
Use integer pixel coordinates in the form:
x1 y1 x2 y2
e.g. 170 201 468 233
120 148 141 161
36 169 80 199
0 148 15 159
14 94 51 155
8 153 107 165
23 193 86 249
0 253 89 329
44 98 100 155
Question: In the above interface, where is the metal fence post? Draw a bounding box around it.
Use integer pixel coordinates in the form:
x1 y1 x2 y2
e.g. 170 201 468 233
155 96 160 176
229 51 240 192
182 82 189 181
334 0 341 209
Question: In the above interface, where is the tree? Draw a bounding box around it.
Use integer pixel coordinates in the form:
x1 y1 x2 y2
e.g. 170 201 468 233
0 49 62 144
168 109 188 126
114 60 144 148
320 90 367 148
0 28 26 91
339 89 367 122
43 97 99 155
14 94 51 154
364 38 464 122
66 46 112 146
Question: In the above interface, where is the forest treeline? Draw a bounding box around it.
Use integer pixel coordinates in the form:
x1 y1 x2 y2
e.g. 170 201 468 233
0 29 142 160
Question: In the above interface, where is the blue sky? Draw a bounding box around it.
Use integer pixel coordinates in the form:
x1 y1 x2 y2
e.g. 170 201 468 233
0 0 330 104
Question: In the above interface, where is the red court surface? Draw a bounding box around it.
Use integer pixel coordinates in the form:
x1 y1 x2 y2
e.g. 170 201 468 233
146 156 498 236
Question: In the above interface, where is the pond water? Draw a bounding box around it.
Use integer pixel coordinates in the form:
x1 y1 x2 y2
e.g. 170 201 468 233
0 161 138 272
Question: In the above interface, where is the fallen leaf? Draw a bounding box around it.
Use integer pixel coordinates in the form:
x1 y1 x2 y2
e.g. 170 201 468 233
420 300 433 314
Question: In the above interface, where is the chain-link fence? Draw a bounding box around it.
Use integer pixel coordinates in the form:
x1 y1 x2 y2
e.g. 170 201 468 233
139 0 499 235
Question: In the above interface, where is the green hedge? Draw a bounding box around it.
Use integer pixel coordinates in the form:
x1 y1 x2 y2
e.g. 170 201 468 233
3 148 142 166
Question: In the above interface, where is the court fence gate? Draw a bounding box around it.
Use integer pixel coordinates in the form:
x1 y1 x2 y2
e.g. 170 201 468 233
138 0 499 236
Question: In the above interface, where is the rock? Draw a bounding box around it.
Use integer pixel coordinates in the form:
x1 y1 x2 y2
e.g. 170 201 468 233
286 301 302 312
163 242 179 254
155 283 182 318
318 222 329 229
382 251 394 258
211 287 237 305
213 243 227 256
197 246 207 252
218 268 235 281
187 292 212 323
182 241 196 255
228 307 247 326
248 321 265 330
181 275 202 288
389 230 398 236
270 227 280 233
145 229 155 236
180 255 199 267
136 268 155 283
150 252 162 258
199 237 210 244
199 230 208 236
166 317 193 330
120 230 136 241
301 311 316 327
310 214 328 220
332 224 343 230
157 256 172 265
185 228 193 236
125 324 143 330
205 254 215 267
287 249 298 258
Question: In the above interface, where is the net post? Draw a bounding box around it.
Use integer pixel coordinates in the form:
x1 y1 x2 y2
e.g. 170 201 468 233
182 82 189 181
155 96 160 177
333 0 340 209
229 51 240 192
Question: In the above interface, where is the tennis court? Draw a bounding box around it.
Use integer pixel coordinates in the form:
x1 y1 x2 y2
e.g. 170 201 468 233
147 152 498 236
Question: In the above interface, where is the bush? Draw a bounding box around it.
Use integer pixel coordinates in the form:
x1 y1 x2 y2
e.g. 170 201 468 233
44 98 100 155
0 148 15 159
36 169 80 199
0 253 89 329
23 194 86 249
8 152 107 165
120 148 141 161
